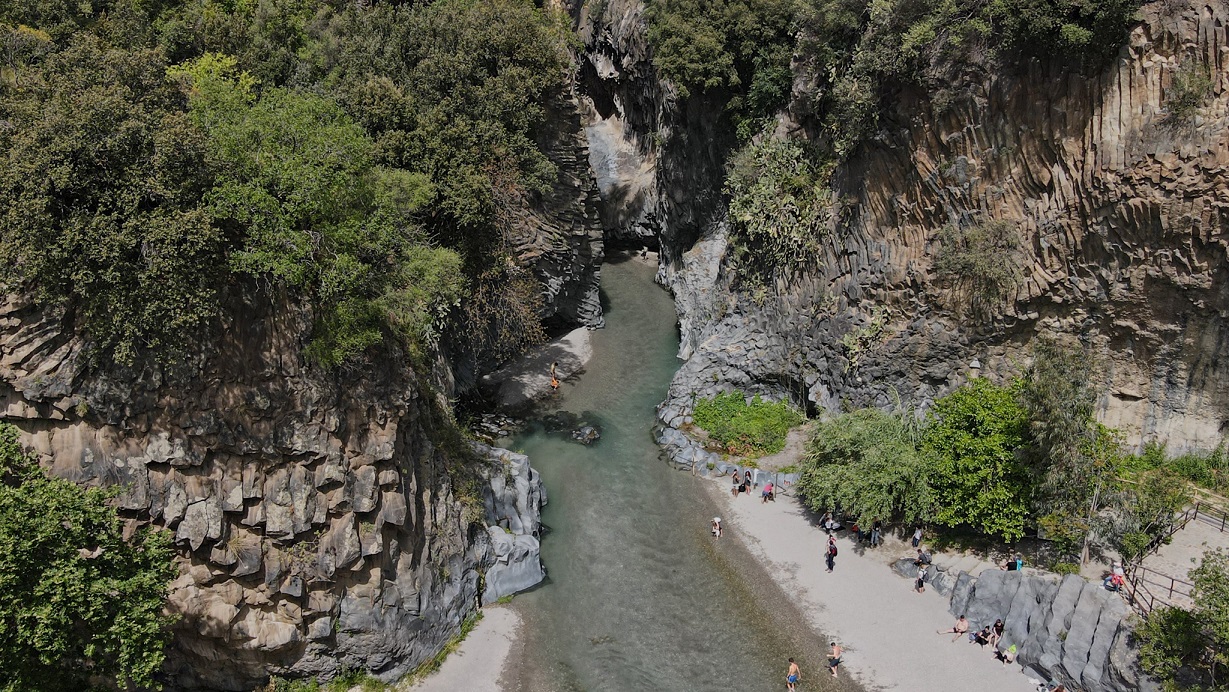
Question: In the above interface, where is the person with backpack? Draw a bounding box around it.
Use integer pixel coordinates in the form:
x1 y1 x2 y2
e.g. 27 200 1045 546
825 536 838 572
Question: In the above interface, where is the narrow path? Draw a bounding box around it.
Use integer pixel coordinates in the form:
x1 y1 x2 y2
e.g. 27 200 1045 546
707 482 1040 692
406 607 521 692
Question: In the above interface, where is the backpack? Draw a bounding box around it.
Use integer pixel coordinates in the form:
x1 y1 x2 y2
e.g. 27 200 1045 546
829 544 838 556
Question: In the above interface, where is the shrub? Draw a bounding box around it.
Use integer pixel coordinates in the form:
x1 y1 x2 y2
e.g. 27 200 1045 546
1051 561 1081 576
725 137 831 281
0 423 177 690
693 391 805 457
922 378 1032 542
1137 605 1207 685
797 408 934 524
1166 60 1213 121
933 219 1024 318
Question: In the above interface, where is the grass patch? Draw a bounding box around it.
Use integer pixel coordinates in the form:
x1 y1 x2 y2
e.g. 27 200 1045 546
402 611 484 685
693 391 804 457
262 668 387 692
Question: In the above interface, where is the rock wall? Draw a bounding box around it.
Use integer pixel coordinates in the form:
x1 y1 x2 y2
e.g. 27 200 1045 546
949 569 1155 692
616 0 1229 453
0 291 545 690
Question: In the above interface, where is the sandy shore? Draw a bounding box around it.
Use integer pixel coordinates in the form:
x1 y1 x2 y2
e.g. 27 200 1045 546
707 481 1041 692
407 606 521 692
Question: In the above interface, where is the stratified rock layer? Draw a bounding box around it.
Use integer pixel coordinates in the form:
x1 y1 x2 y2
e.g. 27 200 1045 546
660 2 1229 451
0 292 545 690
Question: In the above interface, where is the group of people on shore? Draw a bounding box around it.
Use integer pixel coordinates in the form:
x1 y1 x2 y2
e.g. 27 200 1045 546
784 641 843 690
938 615 1024 666
730 469 775 502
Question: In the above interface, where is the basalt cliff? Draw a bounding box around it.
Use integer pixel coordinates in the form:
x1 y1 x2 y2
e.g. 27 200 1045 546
574 0 1229 454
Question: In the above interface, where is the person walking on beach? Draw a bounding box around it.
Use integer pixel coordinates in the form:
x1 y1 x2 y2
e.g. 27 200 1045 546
825 536 837 572
711 517 722 539
828 642 842 678
871 519 882 547
912 526 923 548
915 564 928 593
786 658 800 691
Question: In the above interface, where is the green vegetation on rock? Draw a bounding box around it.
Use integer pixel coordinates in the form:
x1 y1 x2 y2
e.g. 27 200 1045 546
0 423 176 691
798 339 1195 553
725 137 832 280
934 220 1024 319
0 0 572 368
1137 549 1229 689
693 391 804 456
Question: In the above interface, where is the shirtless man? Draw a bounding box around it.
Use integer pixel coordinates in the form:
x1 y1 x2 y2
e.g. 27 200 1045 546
786 658 800 691
828 642 842 678
938 614 969 642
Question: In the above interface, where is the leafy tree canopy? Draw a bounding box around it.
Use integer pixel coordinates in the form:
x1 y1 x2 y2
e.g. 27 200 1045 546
922 378 1032 541
798 408 933 525
0 423 176 691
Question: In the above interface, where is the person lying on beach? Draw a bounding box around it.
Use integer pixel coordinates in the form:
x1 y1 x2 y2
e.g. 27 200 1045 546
995 644 1018 665
938 615 969 642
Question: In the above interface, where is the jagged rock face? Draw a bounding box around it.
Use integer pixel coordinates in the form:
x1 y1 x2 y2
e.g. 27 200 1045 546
659 1 1229 451
518 93 607 330
0 293 545 690
946 570 1158 692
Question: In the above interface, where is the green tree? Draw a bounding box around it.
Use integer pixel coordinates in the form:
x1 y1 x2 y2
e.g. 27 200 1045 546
1138 549 1229 688
798 408 933 524
0 36 223 364
176 54 464 366
922 378 1032 541
0 423 176 691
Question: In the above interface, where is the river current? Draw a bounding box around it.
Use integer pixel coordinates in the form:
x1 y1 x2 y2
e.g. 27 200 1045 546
502 256 824 691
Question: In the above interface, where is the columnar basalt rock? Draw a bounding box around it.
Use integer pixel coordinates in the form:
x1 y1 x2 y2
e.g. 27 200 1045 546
946 570 1158 692
655 1 1229 452
0 292 545 691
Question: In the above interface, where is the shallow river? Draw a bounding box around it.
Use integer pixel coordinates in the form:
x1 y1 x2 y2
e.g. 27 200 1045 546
504 257 826 691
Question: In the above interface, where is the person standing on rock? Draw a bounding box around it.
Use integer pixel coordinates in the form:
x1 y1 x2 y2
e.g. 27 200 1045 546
786 658 800 691
828 642 842 678
549 361 560 390
825 536 837 572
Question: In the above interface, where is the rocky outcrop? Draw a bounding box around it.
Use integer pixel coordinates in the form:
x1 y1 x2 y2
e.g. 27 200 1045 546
480 327 593 412
943 570 1158 692
517 94 607 329
0 291 544 690
647 1 1229 452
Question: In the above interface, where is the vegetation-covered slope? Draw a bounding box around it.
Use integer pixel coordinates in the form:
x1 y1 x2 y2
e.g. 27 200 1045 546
0 0 575 368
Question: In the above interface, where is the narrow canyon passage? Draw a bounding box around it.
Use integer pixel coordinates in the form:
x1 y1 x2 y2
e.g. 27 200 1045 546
501 257 832 691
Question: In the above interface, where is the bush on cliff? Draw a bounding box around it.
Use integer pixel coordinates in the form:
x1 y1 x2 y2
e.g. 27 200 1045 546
692 391 804 457
0 0 573 368
0 422 177 691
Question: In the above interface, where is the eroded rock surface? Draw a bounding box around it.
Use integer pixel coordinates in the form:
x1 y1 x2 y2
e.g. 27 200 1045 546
652 1 1229 452
0 293 545 690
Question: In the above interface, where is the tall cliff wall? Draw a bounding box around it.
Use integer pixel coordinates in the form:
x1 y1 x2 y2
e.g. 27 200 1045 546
650 1 1229 453
0 289 546 690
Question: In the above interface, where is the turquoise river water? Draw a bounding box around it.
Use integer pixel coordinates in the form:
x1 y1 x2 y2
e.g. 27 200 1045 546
501 257 829 692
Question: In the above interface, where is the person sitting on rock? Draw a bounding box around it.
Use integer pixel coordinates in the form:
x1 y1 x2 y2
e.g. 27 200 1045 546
995 644 1017 665
972 625 992 647
761 481 774 503
914 547 932 566
988 618 1005 647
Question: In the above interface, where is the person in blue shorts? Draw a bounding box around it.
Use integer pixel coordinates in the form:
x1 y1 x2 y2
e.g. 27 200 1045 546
786 658 800 691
